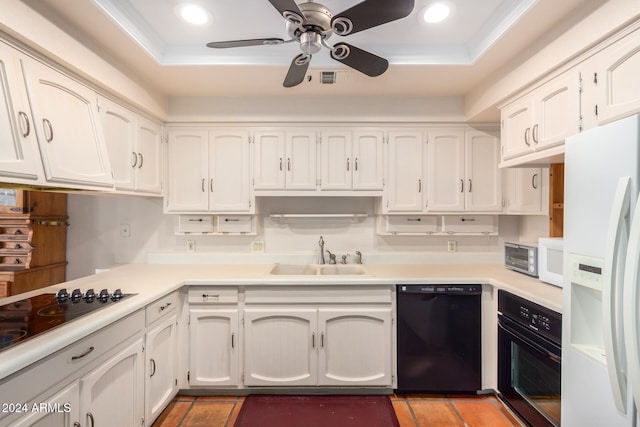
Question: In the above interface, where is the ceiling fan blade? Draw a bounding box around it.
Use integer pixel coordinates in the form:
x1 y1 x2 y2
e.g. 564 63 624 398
268 0 304 20
331 0 415 35
330 43 388 77
206 38 285 48
283 54 310 87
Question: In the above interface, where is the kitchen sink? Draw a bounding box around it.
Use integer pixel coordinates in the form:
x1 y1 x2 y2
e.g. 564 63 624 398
269 264 317 275
318 265 366 275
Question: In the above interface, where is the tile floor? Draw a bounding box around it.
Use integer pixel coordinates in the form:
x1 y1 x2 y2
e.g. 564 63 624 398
152 394 524 427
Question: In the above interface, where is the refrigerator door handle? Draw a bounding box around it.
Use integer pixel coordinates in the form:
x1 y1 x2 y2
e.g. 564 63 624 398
624 195 640 413
603 176 631 414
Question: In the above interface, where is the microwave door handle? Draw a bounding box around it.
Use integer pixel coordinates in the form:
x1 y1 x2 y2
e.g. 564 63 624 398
624 195 640 414
603 176 631 414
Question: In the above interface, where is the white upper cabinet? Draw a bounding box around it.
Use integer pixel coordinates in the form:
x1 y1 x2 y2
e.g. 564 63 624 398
503 167 549 215
385 130 425 213
501 72 581 163
101 99 162 194
464 131 502 212
0 42 43 184
166 129 251 213
319 130 383 191
253 130 286 190
594 27 640 125
286 130 317 190
21 56 113 188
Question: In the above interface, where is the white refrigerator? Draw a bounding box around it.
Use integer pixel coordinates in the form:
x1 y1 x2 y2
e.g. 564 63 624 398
563 114 640 426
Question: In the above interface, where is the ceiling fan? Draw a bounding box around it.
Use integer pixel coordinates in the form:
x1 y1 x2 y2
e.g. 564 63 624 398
206 0 415 87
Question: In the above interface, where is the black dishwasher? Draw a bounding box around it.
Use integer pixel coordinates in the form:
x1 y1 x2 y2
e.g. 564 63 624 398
396 284 482 393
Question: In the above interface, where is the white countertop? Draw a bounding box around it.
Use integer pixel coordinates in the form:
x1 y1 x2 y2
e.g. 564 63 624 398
0 262 562 381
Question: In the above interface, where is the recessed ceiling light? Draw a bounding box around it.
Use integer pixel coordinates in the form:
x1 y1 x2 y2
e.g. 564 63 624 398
175 2 210 25
421 2 451 24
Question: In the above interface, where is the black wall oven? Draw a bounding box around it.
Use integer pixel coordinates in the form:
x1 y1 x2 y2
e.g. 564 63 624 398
498 290 561 427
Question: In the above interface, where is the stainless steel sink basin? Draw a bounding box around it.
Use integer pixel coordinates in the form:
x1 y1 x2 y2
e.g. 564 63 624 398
269 264 317 275
318 265 366 275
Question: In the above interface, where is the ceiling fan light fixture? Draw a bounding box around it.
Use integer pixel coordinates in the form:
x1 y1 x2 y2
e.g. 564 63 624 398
174 2 210 25
421 2 451 24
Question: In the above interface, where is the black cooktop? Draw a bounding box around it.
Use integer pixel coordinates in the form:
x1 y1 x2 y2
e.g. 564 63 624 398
0 288 133 352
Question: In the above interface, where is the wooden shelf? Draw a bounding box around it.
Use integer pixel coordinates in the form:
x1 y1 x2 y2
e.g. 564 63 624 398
549 164 564 237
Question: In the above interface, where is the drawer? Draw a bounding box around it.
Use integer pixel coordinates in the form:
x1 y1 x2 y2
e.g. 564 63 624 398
0 226 31 241
441 215 497 233
146 291 180 326
177 215 214 233
216 215 253 233
0 254 30 269
383 215 438 233
188 287 238 304
0 241 34 251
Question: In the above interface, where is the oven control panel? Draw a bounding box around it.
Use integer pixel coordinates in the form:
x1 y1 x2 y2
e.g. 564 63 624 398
499 290 561 345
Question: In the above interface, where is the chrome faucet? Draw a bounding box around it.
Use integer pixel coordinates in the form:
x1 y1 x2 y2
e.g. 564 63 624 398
318 236 325 264
341 254 349 264
326 250 337 264
355 251 362 264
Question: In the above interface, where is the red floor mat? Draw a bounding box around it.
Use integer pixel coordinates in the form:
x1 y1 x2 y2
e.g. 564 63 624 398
234 395 400 427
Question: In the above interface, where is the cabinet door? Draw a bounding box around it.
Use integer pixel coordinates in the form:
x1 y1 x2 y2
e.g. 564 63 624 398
166 130 209 212
10 381 80 427
209 131 251 212
146 314 177 424
285 131 317 190
427 129 465 212
253 130 285 190
100 97 136 190
596 28 640 124
244 308 317 386
506 168 545 214
352 131 384 190
318 308 392 386
0 42 42 183
501 98 533 160
189 308 239 387
533 72 581 148
135 117 162 193
465 131 502 212
21 58 113 188
320 131 352 190
386 131 425 212
80 337 145 427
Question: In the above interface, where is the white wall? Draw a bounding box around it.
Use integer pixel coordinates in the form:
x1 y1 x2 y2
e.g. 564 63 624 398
65 193 533 280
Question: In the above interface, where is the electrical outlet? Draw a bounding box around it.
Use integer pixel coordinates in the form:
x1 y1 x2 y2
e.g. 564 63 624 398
120 224 130 238
186 240 196 252
251 241 264 253
447 240 457 252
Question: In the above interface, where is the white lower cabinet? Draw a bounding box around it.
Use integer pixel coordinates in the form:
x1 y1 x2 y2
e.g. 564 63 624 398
9 382 80 427
79 336 145 427
189 308 239 387
145 313 178 424
243 306 392 387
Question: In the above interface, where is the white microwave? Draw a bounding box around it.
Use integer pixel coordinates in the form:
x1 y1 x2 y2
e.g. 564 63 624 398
538 237 564 287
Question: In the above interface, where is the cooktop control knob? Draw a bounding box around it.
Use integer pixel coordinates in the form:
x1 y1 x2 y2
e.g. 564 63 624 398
56 288 69 302
111 288 123 301
71 288 83 302
84 288 96 301
98 289 110 302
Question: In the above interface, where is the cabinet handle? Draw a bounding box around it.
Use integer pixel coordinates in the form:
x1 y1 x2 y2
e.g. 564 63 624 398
201 178 205 192
468 179 472 192
287 157 291 171
71 346 95 361
418 179 422 193
532 124 539 144
355 157 358 171
346 157 350 171
159 302 172 312
524 127 531 146
202 294 219 301
87 412 95 427
210 179 214 192
224 218 240 222
150 358 156 377
460 179 464 193
532 173 538 189
74 423 81 427
312 332 316 348
138 152 144 168
321 332 324 348
279 157 283 171
43 119 54 142
18 111 30 137
131 152 138 168
231 332 235 349
407 218 422 222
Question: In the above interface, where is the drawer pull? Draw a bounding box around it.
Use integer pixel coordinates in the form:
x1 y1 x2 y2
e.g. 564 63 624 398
159 302 172 312
150 358 156 377
202 294 220 301
71 346 95 361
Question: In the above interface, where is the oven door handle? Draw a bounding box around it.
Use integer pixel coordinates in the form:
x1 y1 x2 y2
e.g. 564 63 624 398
498 318 561 364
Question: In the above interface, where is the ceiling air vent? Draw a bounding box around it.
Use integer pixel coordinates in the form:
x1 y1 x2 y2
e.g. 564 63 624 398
320 71 337 84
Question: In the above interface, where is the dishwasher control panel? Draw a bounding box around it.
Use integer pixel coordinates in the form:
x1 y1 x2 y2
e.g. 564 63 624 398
398 284 482 294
